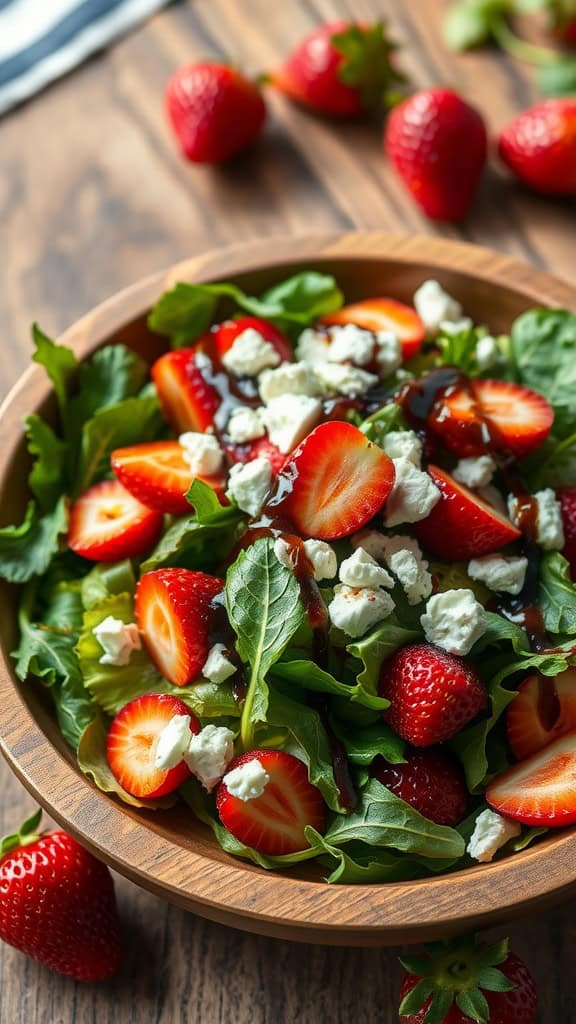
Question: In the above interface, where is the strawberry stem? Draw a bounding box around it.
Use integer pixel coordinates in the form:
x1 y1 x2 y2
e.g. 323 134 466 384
0 808 43 858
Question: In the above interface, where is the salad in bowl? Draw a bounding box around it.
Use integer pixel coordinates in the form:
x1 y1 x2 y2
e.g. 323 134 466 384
3 266 575 886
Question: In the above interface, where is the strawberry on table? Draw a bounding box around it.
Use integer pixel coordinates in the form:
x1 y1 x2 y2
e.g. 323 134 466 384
152 348 221 434
216 749 326 856
507 669 576 760
165 63 266 164
68 479 163 562
111 440 226 517
372 748 468 826
321 297 425 361
498 98 576 196
0 809 122 981
487 729 576 826
558 486 576 578
214 316 293 365
135 568 223 687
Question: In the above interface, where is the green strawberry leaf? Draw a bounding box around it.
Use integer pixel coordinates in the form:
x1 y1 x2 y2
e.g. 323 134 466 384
331 21 407 111
455 987 490 1023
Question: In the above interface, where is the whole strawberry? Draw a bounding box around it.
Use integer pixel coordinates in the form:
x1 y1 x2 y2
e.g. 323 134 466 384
384 88 488 221
0 810 122 981
498 99 576 196
272 20 405 117
371 748 468 826
558 487 576 578
165 63 266 163
379 643 486 746
399 936 537 1024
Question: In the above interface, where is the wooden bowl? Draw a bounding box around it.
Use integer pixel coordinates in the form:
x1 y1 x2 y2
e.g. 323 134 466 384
1 233 575 947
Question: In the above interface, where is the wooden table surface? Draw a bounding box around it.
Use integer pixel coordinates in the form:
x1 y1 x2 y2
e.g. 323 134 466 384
1 0 575 1021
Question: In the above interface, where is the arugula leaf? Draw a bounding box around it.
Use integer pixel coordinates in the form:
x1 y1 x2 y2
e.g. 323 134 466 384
359 402 407 445
0 497 68 584
25 415 67 512
271 658 388 710
510 309 576 437
74 395 163 494
186 479 246 527
77 713 175 808
305 828 431 884
226 538 304 748
539 552 576 635
141 513 243 572
347 618 420 693
330 718 406 766
31 324 78 418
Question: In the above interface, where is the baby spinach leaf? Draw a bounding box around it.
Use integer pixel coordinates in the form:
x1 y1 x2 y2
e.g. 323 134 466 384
330 718 406 766
74 395 163 494
0 497 68 584
141 514 243 572
77 713 175 809
523 431 576 490
258 272 343 324
31 325 78 419
347 618 420 693
25 415 67 513
305 828 428 884
510 309 576 437
539 552 576 636
271 659 388 710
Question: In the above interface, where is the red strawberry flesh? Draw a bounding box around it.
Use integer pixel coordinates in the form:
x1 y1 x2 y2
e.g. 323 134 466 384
321 297 425 361
111 440 225 517
151 348 221 433
68 479 163 562
214 316 293 364
487 729 576 826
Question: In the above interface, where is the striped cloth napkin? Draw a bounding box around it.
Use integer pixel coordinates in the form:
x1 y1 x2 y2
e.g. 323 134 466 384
0 0 172 116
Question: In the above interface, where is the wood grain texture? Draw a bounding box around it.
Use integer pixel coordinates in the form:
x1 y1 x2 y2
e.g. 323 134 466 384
1 0 575 1020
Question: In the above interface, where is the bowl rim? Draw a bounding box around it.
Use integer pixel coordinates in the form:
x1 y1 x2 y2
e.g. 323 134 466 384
1 231 576 945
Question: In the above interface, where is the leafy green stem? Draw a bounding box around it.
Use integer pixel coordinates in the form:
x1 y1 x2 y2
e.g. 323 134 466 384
490 15 559 65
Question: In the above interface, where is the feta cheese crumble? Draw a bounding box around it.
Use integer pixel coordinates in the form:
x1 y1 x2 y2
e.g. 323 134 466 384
258 361 320 404
226 406 266 444
313 361 379 398
383 457 441 527
295 328 330 365
467 809 521 863
421 589 487 656
475 334 499 371
328 584 395 638
221 328 281 377
179 432 224 476
202 643 236 684
327 324 375 366
453 455 497 489
381 535 433 606
339 547 394 589
93 616 141 667
382 430 422 467
261 394 322 453
223 758 270 801
375 331 402 376
508 488 565 551
439 317 474 336
185 724 235 791
274 537 337 580
413 280 463 335
154 714 192 770
467 554 528 595
226 457 272 517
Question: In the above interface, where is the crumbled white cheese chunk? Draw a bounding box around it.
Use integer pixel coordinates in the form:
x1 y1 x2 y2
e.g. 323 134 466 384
226 457 272 517
226 406 266 444
339 547 394 589
453 455 497 489
327 324 375 366
381 534 433 606
179 432 224 476
93 616 141 667
508 488 565 551
185 724 235 791
328 584 395 638
221 328 281 377
260 394 322 454
467 554 528 595
350 529 389 561
303 539 337 580
467 809 521 863
420 589 487 656
383 457 441 527
314 361 379 398
475 335 499 371
375 331 403 377
295 328 330 365
438 317 473 336
223 758 270 801
202 643 236 684
274 537 292 570
413 280 463 335
258 361 320 404
154 714 192 770
382 430 422 467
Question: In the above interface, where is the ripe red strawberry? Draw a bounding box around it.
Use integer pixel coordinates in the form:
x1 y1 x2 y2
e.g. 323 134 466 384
0 810 122 981
385 88 488 221
379 643 486 747
106 693 199 798
111 440 225 517
399 939 537 1024
487 729 576 826
216 749 325 855
372 748 468 826
165 63 266 164
273 421 395 539
68 479 163 562
430 379 554 458
135 568 223 687
214 316 293 364
272 20 403 118
152 347 221 434
507 669 576 761
499 99 576 196
224 435 286 474
414 465 521 561
321 297 425 361
558 486 576 578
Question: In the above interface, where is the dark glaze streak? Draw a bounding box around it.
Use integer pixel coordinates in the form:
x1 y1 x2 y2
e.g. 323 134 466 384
537 673 562 732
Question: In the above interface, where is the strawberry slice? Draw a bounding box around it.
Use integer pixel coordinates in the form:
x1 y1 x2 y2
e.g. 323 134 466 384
68 480 163 562
274 421 395 540
430 379 554 458
486 729 576 826
321 298 425 361
215 749 326 855
224 435 287 475
558 487 576 579
507 669 576 761
111 441 225 517
414 465 521 560
151 348 221 433
214 316 293 364
106 693 199 798
135 568 223 687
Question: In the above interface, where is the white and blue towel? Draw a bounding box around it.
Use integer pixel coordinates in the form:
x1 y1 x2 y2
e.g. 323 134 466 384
0 0 172 116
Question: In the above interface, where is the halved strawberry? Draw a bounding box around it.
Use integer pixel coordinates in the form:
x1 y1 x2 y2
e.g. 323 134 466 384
558 487 576 579
111 441 226 517
487 729 576 826
224 435 287 475
68 480 163 562
214 316 293 364
274 421 395 540
151 348 221 433
321 298 425 361
215 749 326 855
507 669 576 761
430 379 554 458
106 693 199 798
414 464 521 560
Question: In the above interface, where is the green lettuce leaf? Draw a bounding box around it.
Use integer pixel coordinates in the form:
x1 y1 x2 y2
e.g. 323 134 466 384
271 658 388 710
510 309 576 437
185 478 245 527
80 559 137 610
0 497 68 584
77 713 175 809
